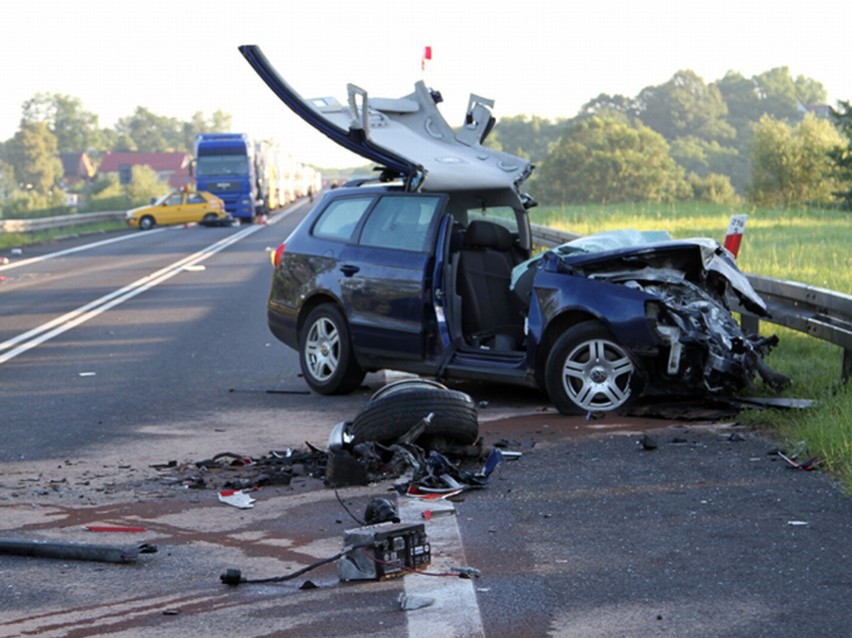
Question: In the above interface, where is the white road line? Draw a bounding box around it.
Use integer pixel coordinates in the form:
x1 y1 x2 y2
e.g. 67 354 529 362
398 498 485 638
0 223 266 365
0 227 169 272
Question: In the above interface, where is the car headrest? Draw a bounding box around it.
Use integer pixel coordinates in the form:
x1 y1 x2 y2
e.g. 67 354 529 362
463 220 513 251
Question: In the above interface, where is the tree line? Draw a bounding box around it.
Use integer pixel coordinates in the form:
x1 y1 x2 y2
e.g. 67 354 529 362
487 67 852 210
2 66 852 217
0 93 231 217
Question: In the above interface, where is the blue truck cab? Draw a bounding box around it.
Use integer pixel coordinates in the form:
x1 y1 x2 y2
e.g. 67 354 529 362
193 133 257 222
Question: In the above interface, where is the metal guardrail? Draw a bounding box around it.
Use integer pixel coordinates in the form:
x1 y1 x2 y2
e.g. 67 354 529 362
0 210 125 233
530 223 852 383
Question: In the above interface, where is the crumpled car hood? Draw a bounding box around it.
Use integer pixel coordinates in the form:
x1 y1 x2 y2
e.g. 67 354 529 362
239 45 532 193
550 229 768 316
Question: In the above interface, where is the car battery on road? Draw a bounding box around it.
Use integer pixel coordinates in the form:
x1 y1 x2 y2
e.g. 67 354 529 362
338 523 430 581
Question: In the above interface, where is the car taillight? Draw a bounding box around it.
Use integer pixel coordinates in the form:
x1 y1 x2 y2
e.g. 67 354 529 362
271 243 285 268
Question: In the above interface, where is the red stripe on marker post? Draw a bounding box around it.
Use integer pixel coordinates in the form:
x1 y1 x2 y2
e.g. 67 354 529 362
724 214 747 259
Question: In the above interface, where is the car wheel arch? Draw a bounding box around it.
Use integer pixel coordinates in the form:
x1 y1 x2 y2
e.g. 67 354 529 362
297 293 345 337
535 309 600 384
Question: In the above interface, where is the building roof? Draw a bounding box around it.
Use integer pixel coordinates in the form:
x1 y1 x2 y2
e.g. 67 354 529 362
98 152 190 172
98 152 192 188
59 152 96 181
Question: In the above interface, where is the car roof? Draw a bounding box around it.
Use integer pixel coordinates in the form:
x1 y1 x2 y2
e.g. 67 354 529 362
239 45 533 195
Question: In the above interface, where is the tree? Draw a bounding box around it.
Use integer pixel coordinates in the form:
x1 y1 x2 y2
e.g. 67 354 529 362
530 114 687 205
88 165 168 211
750 113 844 206
669 136 740 178
577 93 638 120
487 115 564 164
636 70 735 142
754 66 812 122
0 159 15 200
113 107 232 153
21 93 104 153
114 107 183 152
6 121 64 194
829 100 852 210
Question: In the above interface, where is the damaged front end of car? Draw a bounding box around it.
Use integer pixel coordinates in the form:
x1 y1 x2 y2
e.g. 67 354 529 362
548 231 790 400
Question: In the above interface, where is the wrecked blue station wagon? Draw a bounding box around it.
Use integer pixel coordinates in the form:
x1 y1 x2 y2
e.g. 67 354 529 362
240 45 787 415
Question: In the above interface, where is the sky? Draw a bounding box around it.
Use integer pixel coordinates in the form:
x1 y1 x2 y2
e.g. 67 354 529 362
3 0 851 169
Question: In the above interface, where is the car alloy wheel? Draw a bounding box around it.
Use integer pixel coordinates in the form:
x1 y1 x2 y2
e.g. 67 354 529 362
299 304 365 394
545 321 638 414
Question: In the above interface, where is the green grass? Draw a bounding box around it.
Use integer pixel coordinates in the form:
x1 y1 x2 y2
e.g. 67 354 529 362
0 221 128 251
533 202 852 492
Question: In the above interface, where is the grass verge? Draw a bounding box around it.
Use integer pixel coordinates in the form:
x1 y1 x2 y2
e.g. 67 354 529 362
0 221 128 251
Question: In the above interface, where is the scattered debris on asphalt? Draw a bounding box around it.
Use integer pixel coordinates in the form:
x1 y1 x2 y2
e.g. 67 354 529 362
773 449 823 471
217 489 257 509
0 538 157 564
151 383 517 498
638 434 658 451
399 593 435 610
84 525 146 533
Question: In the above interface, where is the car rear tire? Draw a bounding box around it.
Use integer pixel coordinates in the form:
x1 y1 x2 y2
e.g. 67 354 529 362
201 213 219 226
545 321 639 415
299 304 365 395
351 386 478 446
139 216 155 231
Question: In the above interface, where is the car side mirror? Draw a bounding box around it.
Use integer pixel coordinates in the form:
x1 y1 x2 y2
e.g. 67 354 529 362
149 197 156 205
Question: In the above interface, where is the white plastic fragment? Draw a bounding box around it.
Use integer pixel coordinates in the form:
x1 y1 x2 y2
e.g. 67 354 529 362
218 489 256 509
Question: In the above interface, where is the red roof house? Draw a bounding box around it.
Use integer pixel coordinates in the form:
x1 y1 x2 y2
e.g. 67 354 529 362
98 152 192 189
59 152 96 187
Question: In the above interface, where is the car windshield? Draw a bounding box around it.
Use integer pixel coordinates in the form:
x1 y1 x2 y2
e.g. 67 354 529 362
196 155 249 177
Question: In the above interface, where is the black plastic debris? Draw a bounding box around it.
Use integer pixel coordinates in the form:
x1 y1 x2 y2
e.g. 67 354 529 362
639 434 658 451
326 450 369 488
364 498 400 525
0 538 157 564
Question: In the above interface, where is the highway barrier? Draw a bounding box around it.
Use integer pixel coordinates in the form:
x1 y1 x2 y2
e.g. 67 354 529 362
0 211 125 233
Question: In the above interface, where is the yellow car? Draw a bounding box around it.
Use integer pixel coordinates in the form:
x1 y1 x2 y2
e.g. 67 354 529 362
125 189 230 230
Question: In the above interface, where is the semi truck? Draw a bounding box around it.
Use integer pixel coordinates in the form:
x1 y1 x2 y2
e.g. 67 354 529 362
193 133 260 223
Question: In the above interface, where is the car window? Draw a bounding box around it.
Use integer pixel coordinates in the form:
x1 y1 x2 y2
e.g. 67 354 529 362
359 195 441 252
466 206 519 235
187 193 206 204
165 193 183 206
313 196 374 241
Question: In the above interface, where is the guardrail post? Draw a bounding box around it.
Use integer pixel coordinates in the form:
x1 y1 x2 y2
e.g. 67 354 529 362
739 314 760 337
843 349 851 384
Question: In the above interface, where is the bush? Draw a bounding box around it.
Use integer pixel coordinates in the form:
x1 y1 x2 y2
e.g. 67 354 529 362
0 189 68 218
687 172 740 205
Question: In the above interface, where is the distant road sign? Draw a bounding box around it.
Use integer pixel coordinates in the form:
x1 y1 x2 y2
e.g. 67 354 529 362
119 163 132 185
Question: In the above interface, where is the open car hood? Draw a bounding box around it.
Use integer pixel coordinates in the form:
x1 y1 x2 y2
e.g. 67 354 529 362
239 45 532 193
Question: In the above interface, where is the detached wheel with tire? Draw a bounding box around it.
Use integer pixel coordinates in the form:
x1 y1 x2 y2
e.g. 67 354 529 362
299 304 365 395
351 385 478 446
545 321 640 415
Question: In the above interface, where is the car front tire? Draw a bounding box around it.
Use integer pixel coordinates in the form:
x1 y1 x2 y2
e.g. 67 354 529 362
299 304 365 395
545 321 639 415
139 216 155 231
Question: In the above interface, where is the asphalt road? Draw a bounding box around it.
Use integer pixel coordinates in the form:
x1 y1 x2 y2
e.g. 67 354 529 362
1 207 850 637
